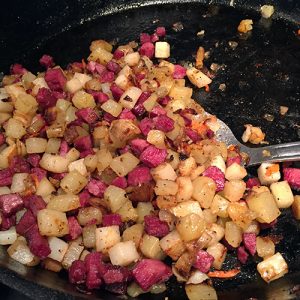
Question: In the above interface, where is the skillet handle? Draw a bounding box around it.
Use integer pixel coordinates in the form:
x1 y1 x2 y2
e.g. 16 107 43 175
246 141 300 166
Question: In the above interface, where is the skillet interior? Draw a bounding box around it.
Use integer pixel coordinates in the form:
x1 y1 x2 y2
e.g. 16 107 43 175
0 1 300 299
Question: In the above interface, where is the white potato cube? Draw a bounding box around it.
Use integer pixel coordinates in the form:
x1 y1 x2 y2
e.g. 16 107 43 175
10 173 28 193
292 195 300 220
68 158 87 176
95 226 121 253
151 163 177 181
124 52 140 67
186 67 212 88
25 137 47 153
7 237 35 265
119 86 142 109
109 241 139 266
101 99 122 117
206 242 227 270
270 181 294 208
155 179 178 196
257 163 280 185
170 200 203 218
210 155 226 174
140 234 164 260
155 42 171 58
257 252 288 283
0 227 17 245
261 5 275 19
225 163 247 181
48 237 69 262
159 230 186 260
36 177 56 198
104 185 128 213
62 241 84 269
110 152 140 177
176 176 194 202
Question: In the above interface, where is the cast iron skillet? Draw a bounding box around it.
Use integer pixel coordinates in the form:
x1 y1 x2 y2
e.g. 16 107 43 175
1 0 300 299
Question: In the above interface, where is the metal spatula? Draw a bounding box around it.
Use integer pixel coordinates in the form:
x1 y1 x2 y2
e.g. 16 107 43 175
215 118 300 166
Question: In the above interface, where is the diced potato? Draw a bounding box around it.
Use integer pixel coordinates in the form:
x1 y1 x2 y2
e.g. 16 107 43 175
225 163 247 181
110 152 139 177
80 250 90 261
60 170 88 194
186 67 212 88
185 284 217 300
206 223 225 247
65 148 80 162
167 149 180 169
155 42 171 58
104 185 128 213
96 148 112 172
257 163 280 185
227 202 256 230
43 258 62 272
192 176 216 208
109 240 140 266
101 99 122 117
124 52 140 67
5 118 26 139
155 179 178 196
116 200 138 222
190 166 206 181
176 213 206 242
0 187 11 195
169 200 203 218
10 173 28 193
82 224 96 248
168 86 192 102
136 202 154 223
77 207 102 226
143 93 158 112
62 241 84 269
175 252 193 277
292 195 300 220
119 86 142 109
122 224 144 248
140 234 165 260
47 194 80 212
45 138 61 154
270 181 294 208
178 157 197 176
37 209 69 237
210 194 229 218
25 138 47 153
160 230 186 260
238 19 253 33
7 237 36 265
48 237 69 262
243 220 260 235
84 154 98 172
147 130 165 149
225 221 243 248
256 236 275 258
90 39 113 52
247 190 280 223
0 227 17 245
88 47 113 65
202 209 217 224
156 195 178 209
223 180 246 202
36 177 55 198
261 5 275 19
68 158 87 176
257 252 288 283
95 225 121 253
39 153 70 173
176 177 193 202
206 242 227 270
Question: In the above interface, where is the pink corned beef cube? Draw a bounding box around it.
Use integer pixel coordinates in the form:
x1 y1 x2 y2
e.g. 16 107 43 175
100 70 115 83
140 145 167 168
206 129 214 139
10 63 27 75
227 155 242 167
67 216 82 240
10 156 30 173
139 42 155 58
150 106 166 118
59 140 70 157
260 219 278 230
1 214 16 230
29 195 46 217
0 193 24 217
79 190 90 207
127 166 152 187
102 264 132 284
237 246 249 264
102 214 122 227
119 145 130 155
31 168 47 181
154 115 174 132
132 92 151 117
90 91 109 103
27 154 41 167
156 27 166 37
135 73 145 83
119 109 136 120
36 87 57 109
113 49 125 60
87 61 104 74
103 112 117 123
80 149 95 158
158 96 170 106
283 167 300 191
140 33 151 44
16 210 36 235
173 65 186 79
69 260 86 284
76 108 98 124
111 177 127 189
243 233 256 256
0 168 12 187
44 68 67 92
0 133 5 146
193 250 214 273
185 128 201 142
110 83 124 101
139 118 154 136
39 54 54 69
107 61 121 74
133 259 172 291
130 139 150 156
246 177 261 189
25 224 51 259
151 33 159 43
74 135 93 152
202 166 224 192
144 215 169 238
87 179 107 197
85 252 103 290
